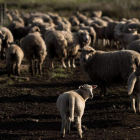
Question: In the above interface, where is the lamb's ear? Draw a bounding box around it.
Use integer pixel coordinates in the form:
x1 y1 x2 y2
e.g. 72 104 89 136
78 49 82 52
79 85 83 89
92 85 97 89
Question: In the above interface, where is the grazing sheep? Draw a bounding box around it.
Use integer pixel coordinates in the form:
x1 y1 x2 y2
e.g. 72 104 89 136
115 28 140 49
0 27 14 60
126 40 140 53
127 65 140 113
21 28 47 75
6 43 24 77
79 24 96 46
79 46 140 96
45 30 91 68
56 84 97 138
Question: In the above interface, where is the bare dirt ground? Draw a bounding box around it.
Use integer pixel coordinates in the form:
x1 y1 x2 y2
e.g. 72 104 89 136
0 58 140 140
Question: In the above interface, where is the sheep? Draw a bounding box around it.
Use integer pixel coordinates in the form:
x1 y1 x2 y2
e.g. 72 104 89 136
127 65 140 113
90 23 106 46
69 16 80 26
126 40 140 53
0 27 14 60
56 84 97 138
44 30 91 68
101 16 114 23
79 24 96 46
115 28 140 49
105 21 119 47
79 46 140 96
20 28 47 75
6 43 24 77
55 21 71 32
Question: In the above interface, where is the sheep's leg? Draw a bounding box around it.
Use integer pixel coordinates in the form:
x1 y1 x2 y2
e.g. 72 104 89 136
68 59 71 68
11 63 14 75
7 62 11 77
1 47 4 60
100 84 106 97
61 117 66 138
38 61 43 75
51 60 54 68
62 59 66 68
76 117 82 138
15 62 21 76
29 60 34 75
137 93 140 113
130 95 136 113
72 59 76 68
102 39 105 47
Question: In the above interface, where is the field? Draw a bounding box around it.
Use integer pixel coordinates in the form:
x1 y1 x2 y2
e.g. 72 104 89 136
0 0 140 140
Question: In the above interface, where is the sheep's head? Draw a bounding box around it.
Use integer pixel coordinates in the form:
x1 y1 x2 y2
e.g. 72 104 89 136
78 30 91 46
114 29 122 40
78 46 95 64
128 28 138 34
79 84 97 100
29 26 40 34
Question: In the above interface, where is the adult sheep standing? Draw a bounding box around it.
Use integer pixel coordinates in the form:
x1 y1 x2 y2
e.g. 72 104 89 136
56 84 97 138
45 30 91 68
6 43 24 77
79 46 140 96
21 27 47 75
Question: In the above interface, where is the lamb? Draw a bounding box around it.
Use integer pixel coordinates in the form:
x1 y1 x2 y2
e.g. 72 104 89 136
20 28 47 75
6 43 24 77
115 28 140 49
79 24 96 46
79 46 140 96
127 65 140 113
0 27 14 60
45 30 91 68
56 84 97 138
126 40 140 53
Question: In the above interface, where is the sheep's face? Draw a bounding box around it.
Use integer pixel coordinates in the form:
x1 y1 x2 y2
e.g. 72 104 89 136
78 46 95 64
79 84 97 99
114 29 121 40
78 30 90 45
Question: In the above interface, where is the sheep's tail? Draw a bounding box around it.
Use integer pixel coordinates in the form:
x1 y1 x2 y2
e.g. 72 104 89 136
128 72 137 95
69 98 75 122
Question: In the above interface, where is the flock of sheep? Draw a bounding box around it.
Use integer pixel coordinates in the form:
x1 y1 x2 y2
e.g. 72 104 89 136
1 9 140 138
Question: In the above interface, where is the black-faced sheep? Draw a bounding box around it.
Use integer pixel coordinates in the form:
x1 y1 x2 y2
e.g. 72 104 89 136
79 46 140 96
0 27 14 60
56 84 97 138
21 28 47 75
45 30 91 68
6 43 24 77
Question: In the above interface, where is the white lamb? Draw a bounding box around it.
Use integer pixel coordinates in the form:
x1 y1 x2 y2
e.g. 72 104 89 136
56 84 97 138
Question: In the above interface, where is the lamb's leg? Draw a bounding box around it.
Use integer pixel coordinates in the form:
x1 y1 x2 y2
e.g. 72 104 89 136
76 117 82 138
29 60 34 75
66 117 71 134
62 59 66 68
130 95 136 113
68 59 71 68
51 60 54 68
61 117 66 138
137 93 140 113
15 63 18 76
72 59 76 68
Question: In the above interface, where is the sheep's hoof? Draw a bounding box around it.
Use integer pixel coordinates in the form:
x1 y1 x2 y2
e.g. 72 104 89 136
61 134 65 138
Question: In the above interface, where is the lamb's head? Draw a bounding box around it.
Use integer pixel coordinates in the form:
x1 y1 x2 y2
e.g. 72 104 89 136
78 30 91 47
79 84 97 100
78 46 95 64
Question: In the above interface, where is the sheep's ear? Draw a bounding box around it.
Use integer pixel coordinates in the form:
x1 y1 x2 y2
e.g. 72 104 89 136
79 85 83 89
78 49 82 52
128 28 131 31
0 32 5 39
89 50 94 53
92 85 97 89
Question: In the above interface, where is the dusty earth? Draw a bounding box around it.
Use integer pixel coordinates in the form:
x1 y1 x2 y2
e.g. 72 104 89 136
0 58 140 140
